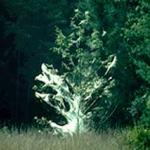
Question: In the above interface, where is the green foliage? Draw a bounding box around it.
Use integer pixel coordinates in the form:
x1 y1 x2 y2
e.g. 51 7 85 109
139 93 150 128
124 0 150 125
34 116 52 133
53 9 119 129
127 127 150 150
34 8 119 135
129 87 148 120
124 0 150 83
83 0 139 127
124 13 150 84
124 2 150 148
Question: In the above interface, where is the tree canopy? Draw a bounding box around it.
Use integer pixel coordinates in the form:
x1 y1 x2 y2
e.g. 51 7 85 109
0 1 150 140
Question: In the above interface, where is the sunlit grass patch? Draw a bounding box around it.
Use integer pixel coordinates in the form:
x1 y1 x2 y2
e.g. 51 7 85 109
0 128 129 150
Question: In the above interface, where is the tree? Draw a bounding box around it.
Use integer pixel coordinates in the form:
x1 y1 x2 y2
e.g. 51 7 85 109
124 0 150 124
34 8 118 136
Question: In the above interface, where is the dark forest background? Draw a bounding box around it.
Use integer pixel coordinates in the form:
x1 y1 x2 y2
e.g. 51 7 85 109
0 0 150 136
0 0 78 126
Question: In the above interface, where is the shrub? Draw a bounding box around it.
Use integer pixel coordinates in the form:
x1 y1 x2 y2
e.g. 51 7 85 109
127 127 150 150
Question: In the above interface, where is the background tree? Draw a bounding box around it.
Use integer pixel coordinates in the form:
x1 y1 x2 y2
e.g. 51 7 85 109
0 0 77 126
124 0 150 125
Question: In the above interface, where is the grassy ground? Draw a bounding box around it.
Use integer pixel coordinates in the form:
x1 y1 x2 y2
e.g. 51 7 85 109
0 128 129 150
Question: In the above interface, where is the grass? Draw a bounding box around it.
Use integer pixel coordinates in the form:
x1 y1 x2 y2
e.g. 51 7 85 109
0 127 129 150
